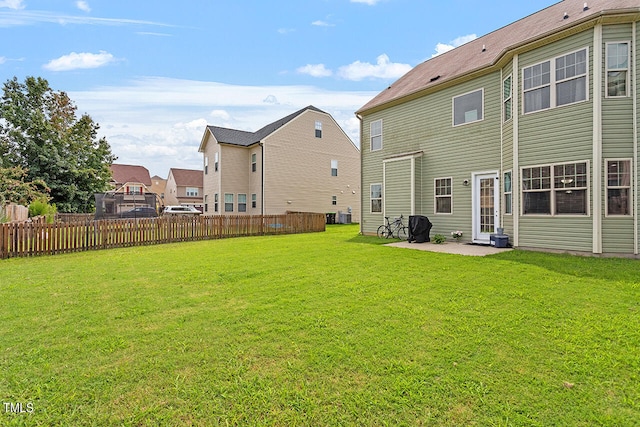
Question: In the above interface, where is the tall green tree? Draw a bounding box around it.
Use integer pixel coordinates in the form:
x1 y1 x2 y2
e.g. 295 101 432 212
0 76 116 212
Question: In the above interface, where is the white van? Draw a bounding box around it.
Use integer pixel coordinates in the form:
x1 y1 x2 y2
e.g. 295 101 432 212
162 205 201 216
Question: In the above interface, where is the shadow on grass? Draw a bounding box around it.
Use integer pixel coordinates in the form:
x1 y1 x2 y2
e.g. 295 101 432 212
490 249 640 283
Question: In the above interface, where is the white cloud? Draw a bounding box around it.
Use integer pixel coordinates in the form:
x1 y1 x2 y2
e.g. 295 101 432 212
350 0 382 5
43 51 116 71
0 0 24 9
277 28 295 35
76 1 91 12
297 64 333 78
0 9 172 28
0 56 5 64
68 77 376 176
312 20 334 27
337 54 411 81
432 34 477 57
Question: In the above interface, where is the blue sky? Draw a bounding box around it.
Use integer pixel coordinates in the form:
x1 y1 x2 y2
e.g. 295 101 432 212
1 0 557 177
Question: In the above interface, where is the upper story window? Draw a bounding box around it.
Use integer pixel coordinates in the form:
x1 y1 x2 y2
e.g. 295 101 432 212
186 187 199 197
128 185 142 195
204 156 209 174
370 120 382 151
523 48 588 114
251 153 257 172
331 160 338 177
315 121 322 138
606 42 629 97
214 152 219 172
503 75 512 122
453 89 483 126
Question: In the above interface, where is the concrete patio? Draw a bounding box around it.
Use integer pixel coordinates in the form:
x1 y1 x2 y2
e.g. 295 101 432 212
386 241 513 256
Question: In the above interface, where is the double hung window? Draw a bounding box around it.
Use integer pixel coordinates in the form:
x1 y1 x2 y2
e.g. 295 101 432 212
370 184 382 213
606 42 629 97
370 120 382 151
606 160 631 215
434 178 452 214
224 193 233 212
523 48 587 113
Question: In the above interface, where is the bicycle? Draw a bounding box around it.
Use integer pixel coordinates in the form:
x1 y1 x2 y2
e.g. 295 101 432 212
377 214 408 240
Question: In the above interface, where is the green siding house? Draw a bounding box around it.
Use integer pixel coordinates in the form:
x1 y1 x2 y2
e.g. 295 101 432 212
357 0 640 256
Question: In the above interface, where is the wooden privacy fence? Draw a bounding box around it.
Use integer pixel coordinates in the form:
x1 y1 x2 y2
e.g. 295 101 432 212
0 212 325 259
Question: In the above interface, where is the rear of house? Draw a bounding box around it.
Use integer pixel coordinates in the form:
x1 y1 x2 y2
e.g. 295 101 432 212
358 0 640 256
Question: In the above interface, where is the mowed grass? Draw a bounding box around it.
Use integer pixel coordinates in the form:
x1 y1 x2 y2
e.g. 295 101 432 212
1 225 639 426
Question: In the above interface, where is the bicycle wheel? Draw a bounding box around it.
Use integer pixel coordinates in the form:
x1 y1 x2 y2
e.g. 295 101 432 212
377 225 391 238
396 226 408 240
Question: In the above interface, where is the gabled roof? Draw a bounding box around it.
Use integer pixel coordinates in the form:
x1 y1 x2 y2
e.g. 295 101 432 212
357 0 640 114
201 105 327 149
168 168 203 187
110 164 152 186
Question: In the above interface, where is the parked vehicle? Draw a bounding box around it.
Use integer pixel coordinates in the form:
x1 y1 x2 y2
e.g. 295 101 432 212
119 207 158 218
163 205 201 216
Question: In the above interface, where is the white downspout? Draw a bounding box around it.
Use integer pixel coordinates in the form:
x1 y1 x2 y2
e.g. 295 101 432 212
633 21 638 255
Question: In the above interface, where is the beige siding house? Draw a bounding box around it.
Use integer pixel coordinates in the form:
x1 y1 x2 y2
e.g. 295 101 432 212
164 168 204 211
198 106 360 221
358 0 640 256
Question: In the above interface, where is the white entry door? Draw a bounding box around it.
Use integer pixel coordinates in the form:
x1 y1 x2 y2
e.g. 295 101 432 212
472 172 499 243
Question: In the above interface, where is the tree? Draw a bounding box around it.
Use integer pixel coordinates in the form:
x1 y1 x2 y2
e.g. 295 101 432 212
0 76 116 212
0 166 49 207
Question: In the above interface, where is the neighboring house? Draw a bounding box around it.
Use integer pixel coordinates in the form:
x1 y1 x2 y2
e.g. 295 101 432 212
357 0 640 256
164 168 204 211
150 175 167 203
96 164 157 217
198 105 360 221
109 164 153 195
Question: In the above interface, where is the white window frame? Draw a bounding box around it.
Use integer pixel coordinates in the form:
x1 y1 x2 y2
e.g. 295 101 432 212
315 121 322 138
503 75 512 122
214 193 218 212
605 158 632 216
504 170 513 215
522 47 589 114
452 88 484 126
331 159 338 177
434 177 453 214
521 161 590 216
370 120 382 151
251 153 257 172
332 195 337 206
605 41 630 98
251 193 257 209
204 156 209 175
224 193 233 212
186 187 199 197
238 193 247 213
370 183 382 213
214 152 219 172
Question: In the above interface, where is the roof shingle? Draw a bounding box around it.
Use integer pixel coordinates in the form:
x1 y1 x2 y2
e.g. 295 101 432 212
357 0 640 114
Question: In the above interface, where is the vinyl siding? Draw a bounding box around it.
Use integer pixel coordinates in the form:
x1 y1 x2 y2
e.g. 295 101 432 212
361 72 502 237
384 159 411 220
517 30 594 252
263 110 360 221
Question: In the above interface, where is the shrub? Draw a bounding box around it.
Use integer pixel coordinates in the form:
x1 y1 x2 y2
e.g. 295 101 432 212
433 234 446 244
28 198 57 223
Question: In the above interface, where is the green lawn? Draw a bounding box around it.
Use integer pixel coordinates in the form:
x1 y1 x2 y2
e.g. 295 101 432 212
1 225 639 426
